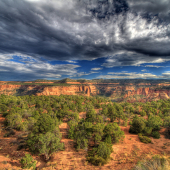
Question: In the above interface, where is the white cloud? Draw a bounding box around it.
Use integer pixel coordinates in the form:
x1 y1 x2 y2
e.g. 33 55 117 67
0 54 80 80
71 71 98 77
141 69 148 72
97 71 170 79
162 71 170 77
66 60 78 64
102 51 170 68
91 67 103 71
145 65 170 68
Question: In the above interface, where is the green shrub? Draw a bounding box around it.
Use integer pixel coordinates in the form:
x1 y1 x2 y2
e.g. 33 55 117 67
95 103 101 109
20 153 36 170
104 123 124 143
129 121 132 125
147 116 163 131
151 131 160 139
6 113 22 130
27 130 64 161
33 113 58 133
87 142 112 166
92 123 105 144
133 155 169 170
87 155 107 166
96 142 111 160
143 127 153 136
2 112 8 117
74 121 93 150
163 116 170 127
129 116 146 134
68 125 76 139
105 135 112 144
138 133 151 144
140 110 146 117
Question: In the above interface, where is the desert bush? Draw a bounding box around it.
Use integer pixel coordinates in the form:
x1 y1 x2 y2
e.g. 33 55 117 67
64 111 79 122
2 112 8 117
87 155 107 166
0 104 8 113
95 103 101 109
140 110 146 117
33 113 58 133
129 116 146 134
105 136 112 146
68 119 78 139
6 113 22 130
151 131 160 139
107 105 117 122
96 142 112 160
133 155 170 170
87 142 112 166
129 121 132 125
147 116 163 131
163 116 170 127
86 109 98 123
101 107 108 116
20 153 36 170
143 127 153 136
138 133 151 144
92 123 105 144
27 130 64 161
104 123 124 143
123 117 128 126
74 121 93 150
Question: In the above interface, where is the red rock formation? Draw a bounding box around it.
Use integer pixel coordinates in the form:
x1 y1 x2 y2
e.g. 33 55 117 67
35 85 96 97
0 81 170 102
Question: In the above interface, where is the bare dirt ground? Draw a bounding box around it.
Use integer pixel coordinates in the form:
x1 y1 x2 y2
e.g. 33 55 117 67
0 113 170 170
43 124 170 170
0 115 23 170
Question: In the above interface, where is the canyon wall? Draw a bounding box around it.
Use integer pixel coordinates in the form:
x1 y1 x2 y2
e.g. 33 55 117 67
35 85 97 96
0 82 170 102
96 84 170 102
0 84 97 97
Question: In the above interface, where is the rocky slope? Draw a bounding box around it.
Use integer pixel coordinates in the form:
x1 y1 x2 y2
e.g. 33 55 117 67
97 83 170 102
0 81 170 102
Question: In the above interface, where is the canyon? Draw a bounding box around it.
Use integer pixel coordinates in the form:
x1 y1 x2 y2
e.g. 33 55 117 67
0 80 170 102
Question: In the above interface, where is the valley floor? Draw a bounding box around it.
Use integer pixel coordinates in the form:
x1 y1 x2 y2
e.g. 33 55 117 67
0 112 170 170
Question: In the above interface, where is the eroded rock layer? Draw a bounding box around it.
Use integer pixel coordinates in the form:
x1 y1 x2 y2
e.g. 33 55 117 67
0 81 170 102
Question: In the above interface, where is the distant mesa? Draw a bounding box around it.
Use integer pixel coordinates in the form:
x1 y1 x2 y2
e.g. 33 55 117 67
0 79 170 102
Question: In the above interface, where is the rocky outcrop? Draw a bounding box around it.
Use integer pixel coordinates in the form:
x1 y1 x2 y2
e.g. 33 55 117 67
35 85 97 97
123 86 135 91
0 81 170 102
0 84 97 97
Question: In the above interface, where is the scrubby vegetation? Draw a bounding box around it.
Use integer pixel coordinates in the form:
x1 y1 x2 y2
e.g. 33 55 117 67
128 99 170 142
0 93 170 168
20 153 36 169
133 155 170 170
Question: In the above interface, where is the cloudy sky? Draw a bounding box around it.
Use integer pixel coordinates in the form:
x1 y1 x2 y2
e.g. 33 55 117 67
0 0 170 81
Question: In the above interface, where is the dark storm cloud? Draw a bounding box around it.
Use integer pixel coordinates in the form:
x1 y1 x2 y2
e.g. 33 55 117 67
127 0 170 14
0 0 170 66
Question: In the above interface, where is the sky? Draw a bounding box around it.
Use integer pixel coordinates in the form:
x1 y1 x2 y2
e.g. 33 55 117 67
0 0 170 81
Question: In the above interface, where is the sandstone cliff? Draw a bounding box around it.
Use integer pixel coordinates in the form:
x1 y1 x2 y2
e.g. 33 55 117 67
0 81 170 102
35 85 96 96
0 84 97 97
